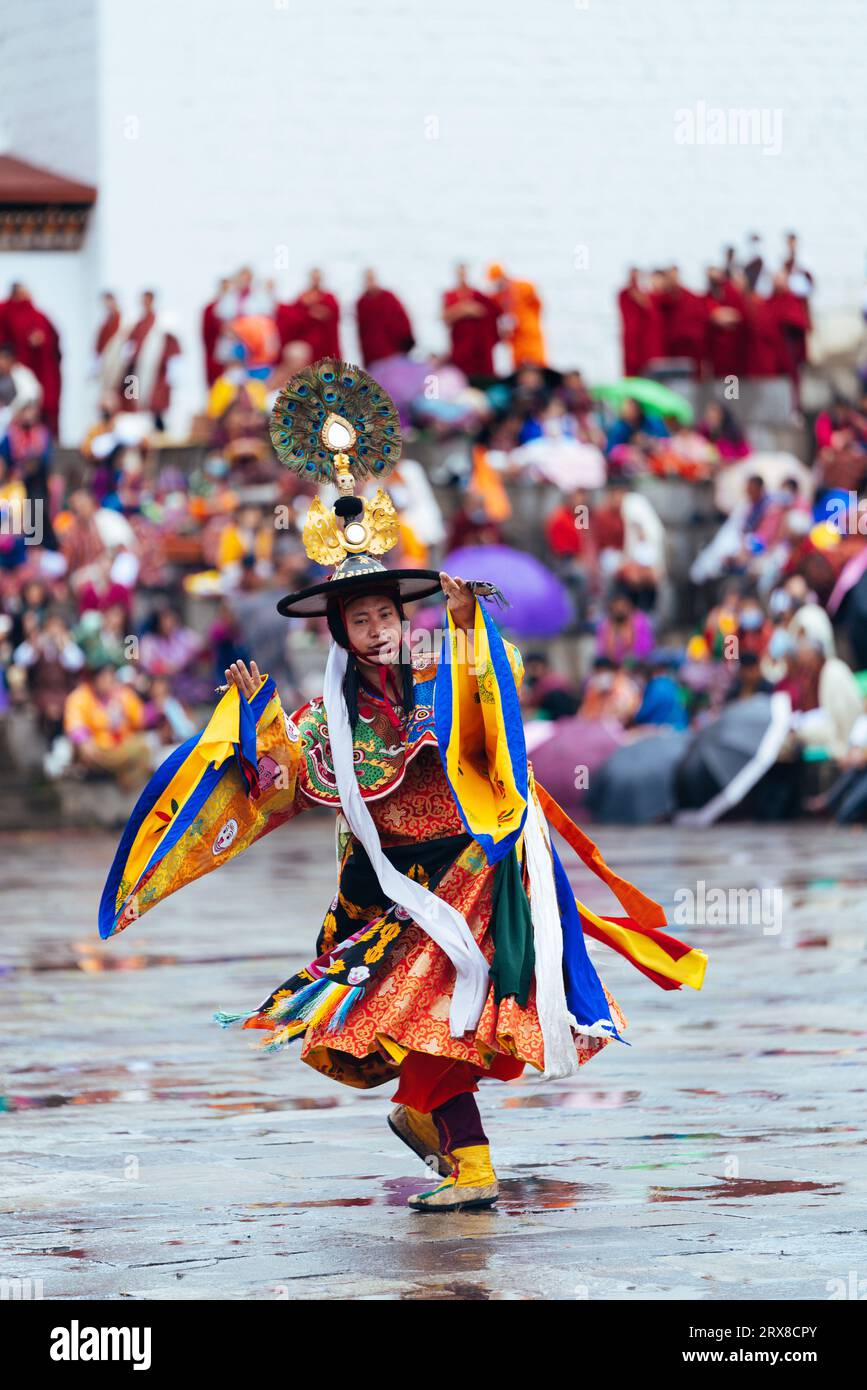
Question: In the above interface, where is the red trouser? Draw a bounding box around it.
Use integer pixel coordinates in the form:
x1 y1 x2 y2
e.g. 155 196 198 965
392 1049 525 1113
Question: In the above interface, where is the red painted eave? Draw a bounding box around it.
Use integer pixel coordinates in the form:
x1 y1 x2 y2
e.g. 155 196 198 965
0 154 97 206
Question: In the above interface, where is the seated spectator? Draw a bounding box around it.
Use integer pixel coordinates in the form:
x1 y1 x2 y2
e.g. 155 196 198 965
605 397 669 466
535 687 580 720
0 341 42 437
596 591 654 664
579 655 642 725
11 610 85 740
446 489 505 551
735 594 772 659
633 651 689 730
1 399 57 549
519 649 573 714
725 650 774 702
782 575 836 657
590 485 665 610
139 605 208 704
63 662 152 791
74 604 130 671
544 487 598 628
75 551 135 620
647 424 718 481
697 401 750 462
690 475 784 584
58 487 136 579
142 674 198 748
779 635 864 760
217 503 274 586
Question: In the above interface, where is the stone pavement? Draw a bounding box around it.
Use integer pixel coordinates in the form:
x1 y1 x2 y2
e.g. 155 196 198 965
1 819 865 1301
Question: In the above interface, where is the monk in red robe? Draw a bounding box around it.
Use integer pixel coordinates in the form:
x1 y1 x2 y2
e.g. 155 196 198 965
442 265 499 379
704 268 748 380
657 268 707 376
355 270 414 366
275 298 306 350
117 290 181 426
280 269 341 362
94 292 121 358
617 269 665 377
771 271 811 375
202 278 230 386
0 283 62 435
744 290 784 377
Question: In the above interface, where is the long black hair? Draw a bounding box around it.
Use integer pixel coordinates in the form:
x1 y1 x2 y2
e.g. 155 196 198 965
326 587 416 728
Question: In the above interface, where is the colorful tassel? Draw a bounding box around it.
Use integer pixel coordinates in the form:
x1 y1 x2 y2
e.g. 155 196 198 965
329 985 363 1032
220 972 366 1053
265 977 325 1022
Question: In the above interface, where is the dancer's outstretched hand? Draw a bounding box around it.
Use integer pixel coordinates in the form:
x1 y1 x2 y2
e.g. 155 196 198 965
222 659 261 699
440 572 475 630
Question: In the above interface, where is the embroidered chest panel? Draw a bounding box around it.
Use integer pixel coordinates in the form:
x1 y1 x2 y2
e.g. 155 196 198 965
294 672 439 805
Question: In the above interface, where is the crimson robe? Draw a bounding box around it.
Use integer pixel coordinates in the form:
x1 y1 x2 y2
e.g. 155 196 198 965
744 294 783 377
0 297 62 435
443 287 499 378
658 287 707 372
618 286 665 377
116 311 155 409
704 282 748 379
201 299 223 386
356 288 414 366
117 313 180 416
275 299 307 349
288 290 341 361
95 308 121 357
773 289 811 374
151 333 181 415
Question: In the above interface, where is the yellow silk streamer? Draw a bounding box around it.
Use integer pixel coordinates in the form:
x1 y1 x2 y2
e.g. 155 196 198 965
578 900 708 991
441 601 527 855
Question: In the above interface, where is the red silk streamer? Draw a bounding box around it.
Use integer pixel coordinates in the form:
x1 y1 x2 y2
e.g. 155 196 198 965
536 783 667 931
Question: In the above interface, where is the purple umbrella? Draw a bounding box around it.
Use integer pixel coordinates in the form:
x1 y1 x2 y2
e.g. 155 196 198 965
528 717 627 814
442 544 572 637
367 355 429 426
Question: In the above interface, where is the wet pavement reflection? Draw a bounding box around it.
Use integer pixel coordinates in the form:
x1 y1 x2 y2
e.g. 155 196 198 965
1 818 866 1299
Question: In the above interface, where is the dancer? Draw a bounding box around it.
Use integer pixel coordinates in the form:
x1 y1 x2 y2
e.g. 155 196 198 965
100 360 706 1212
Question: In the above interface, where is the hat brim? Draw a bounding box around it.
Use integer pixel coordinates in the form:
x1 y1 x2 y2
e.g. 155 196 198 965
276 569 444 618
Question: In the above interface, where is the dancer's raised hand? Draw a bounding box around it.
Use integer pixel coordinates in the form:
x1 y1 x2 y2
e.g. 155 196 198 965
221 659 261 698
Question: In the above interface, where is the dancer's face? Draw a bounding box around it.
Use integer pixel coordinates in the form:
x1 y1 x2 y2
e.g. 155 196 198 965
343 593 402 665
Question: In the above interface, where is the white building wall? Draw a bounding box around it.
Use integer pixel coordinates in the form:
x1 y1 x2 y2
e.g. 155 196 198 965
4 0 867 440
0 0 99 440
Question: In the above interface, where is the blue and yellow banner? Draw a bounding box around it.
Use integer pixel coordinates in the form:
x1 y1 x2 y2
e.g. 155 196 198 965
434 599 527 864
98 676 301 940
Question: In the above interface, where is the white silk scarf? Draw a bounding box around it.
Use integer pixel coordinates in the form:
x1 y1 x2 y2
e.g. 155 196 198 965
522 793 582 1080
322 641 490 1037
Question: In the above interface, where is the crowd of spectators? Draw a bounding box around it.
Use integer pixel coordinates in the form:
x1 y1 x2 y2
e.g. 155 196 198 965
1 234 866 822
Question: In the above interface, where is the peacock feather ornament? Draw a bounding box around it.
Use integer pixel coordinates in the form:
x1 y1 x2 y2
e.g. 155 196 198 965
270 357 503 618
270 358 401 492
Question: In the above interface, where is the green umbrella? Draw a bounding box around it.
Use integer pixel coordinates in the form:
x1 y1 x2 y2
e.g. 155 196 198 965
593 378 694 425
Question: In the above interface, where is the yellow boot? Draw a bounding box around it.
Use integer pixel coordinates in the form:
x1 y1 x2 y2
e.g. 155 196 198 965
407 1144 499 1211
388 1104 452 1177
